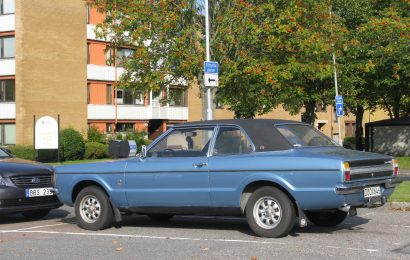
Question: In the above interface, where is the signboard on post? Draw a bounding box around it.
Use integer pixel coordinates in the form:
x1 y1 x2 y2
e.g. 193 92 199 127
204 61 219 87
35 116 59 149
335 95 344 117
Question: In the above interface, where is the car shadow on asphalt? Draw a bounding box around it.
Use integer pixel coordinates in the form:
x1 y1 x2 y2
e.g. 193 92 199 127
0 208 71 225
117 214 257 236
89 214 371 237
290 215 370 237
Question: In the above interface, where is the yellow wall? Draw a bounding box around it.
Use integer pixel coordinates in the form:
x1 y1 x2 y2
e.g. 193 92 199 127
15 0 88 145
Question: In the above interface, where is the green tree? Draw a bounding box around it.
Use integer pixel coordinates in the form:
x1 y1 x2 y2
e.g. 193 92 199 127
334 0 409 150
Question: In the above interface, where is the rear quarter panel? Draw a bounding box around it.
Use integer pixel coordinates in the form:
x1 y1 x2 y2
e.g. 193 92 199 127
209 150 345 210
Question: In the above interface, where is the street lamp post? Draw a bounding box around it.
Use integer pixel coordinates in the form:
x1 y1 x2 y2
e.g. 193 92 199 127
205 0 213 120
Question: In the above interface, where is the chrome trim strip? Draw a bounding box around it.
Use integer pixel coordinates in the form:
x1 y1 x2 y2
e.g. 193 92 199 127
335 178 402 195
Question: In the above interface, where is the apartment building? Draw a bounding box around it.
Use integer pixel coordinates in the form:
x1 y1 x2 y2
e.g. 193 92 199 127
0 0 389 146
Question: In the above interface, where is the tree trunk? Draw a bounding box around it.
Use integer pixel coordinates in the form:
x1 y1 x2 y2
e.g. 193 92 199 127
355 105 364 151
301 101 317 125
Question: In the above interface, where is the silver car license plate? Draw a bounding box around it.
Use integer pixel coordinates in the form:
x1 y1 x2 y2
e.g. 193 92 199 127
26 188 53 198
363 186 381 198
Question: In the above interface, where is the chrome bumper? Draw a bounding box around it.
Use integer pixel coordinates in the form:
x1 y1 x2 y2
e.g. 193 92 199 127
335 177 402 195
50 188 60 195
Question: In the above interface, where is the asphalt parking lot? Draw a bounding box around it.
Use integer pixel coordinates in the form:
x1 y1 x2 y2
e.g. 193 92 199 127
0 206 409 260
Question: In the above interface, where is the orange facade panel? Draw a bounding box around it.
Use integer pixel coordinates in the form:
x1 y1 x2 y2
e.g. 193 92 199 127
89 83 107 104
88 42 108 66
89 7 105 25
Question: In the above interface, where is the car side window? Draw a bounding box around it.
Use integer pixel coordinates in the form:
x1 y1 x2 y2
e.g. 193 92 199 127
147 127 214 158
213 126 253 156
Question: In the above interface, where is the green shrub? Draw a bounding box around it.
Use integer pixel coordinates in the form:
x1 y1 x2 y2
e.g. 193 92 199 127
60 128 85 161
85 142 109 159
122 131 151 152
87 125 106 143
8 145 34 160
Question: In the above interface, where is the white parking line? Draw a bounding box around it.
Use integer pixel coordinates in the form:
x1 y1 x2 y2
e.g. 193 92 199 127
326 245 378 253
0 229 381 253
14 222 75 231
0 229 286 245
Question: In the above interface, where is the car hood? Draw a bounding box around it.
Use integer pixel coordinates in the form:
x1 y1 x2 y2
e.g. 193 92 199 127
0 157 54 177
298 146 392 162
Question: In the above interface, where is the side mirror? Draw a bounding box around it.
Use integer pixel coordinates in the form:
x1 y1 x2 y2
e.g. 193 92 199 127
141 145 147 158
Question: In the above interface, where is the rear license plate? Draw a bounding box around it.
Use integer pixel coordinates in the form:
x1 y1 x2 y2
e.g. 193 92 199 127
364 186 381 198
26 188 53 198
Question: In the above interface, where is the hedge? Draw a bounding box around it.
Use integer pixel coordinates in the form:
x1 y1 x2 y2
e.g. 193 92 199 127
60 128 85 161
85 142 109 159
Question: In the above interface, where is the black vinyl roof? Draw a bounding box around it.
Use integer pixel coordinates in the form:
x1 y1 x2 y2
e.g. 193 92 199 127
175 119 302 152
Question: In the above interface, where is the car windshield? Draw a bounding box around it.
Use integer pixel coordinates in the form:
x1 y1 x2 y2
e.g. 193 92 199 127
0 149 11 158
276 124 338 147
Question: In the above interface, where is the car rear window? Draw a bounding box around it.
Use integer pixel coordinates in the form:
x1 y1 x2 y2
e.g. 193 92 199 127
276 124 337 147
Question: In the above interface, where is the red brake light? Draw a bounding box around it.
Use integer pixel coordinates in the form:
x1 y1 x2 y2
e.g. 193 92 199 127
393 159 399 176
343 162 350 181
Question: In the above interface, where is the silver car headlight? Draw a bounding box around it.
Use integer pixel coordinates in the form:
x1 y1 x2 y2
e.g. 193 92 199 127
0 176 7 186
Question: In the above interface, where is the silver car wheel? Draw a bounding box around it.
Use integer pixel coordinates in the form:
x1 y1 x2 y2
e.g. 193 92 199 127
253 196 282 229
79 195 101 224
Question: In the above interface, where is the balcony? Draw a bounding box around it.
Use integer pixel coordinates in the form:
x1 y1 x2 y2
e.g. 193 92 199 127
0 59 15 76
0 103 15 119
0 14 14 32
87 64 125 82
87 104 188 121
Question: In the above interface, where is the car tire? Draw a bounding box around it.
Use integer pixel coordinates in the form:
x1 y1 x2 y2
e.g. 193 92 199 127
148 214 174 221
74 186 113 231
305 210 347 227
245 186 295 238
21 209 51 219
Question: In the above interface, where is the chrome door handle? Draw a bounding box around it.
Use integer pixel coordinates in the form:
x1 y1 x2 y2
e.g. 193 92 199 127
193 162 208 168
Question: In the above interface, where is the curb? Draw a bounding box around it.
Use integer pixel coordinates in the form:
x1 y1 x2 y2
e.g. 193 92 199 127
389 202 410 211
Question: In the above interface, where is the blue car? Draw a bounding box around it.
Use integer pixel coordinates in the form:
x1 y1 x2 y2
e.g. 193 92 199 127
53 119 402 238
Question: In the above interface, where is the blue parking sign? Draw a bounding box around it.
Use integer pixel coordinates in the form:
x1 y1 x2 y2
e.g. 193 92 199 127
335 95 343 117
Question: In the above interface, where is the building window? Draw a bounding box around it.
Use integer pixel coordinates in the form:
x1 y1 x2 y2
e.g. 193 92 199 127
115 123 134 132
168 87 186 107
106 84 112 104
0 0 14 15
116 89 143 105
0 123 16 145
87 43 90 64
106 123 112 133
86 84 90 104
0 79 15 102
116 48 134 65
345 121 356 137
86 4 90 24
0 36 15 59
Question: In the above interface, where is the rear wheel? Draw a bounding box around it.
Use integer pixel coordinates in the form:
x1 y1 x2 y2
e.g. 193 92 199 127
305 210 347 227
245 186 296 238
74 186 113 231
21 209 51 219
148 214 174 221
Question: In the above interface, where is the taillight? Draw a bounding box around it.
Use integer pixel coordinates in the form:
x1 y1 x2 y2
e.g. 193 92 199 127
343 162 350 181
392 159 399 176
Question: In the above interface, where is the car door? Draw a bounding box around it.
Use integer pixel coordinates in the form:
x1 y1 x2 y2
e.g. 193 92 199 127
124 126 215 208
208 126 255 208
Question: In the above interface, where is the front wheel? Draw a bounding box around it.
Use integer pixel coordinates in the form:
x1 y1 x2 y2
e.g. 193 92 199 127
74 186 113 231
305 210 347 227
245 186 296 238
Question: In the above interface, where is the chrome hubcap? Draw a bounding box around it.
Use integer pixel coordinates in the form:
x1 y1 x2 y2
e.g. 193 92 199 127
79 195 101 223
253 196 282 229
